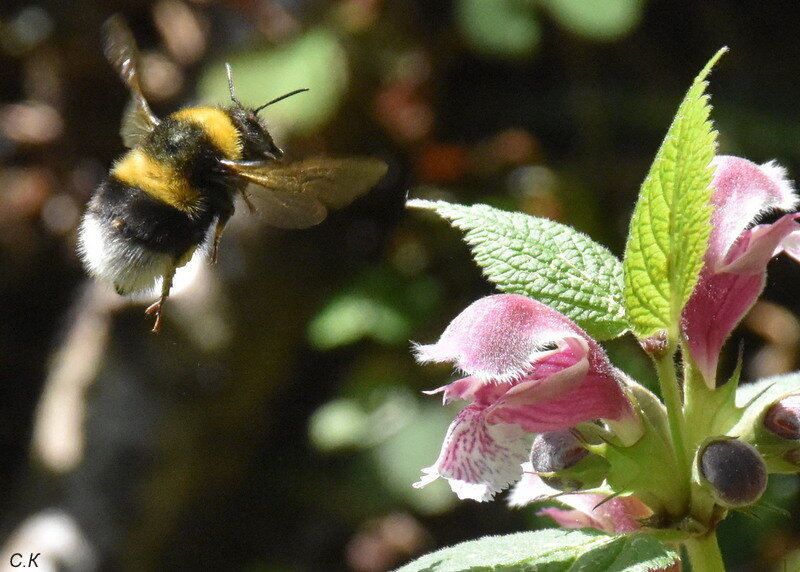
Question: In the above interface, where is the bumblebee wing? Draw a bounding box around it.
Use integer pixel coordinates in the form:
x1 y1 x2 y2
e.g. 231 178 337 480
236 157 388 229
245 185 328 229
103 15 160 147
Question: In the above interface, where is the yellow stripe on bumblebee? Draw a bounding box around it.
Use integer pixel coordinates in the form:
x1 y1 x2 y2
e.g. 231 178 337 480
172 107 243 161
112 149 200 212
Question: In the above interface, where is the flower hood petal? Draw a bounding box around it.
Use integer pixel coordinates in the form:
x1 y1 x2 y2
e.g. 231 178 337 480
706 155 796 268
414 294 591 383
683 156 800 386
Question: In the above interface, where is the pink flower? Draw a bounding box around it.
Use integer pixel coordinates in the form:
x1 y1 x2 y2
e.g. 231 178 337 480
509 465 652 534
682 156 800 386
510 469 681 571
413 294 640 501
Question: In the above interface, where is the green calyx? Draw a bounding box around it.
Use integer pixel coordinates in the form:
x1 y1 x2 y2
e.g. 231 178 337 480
585 382 688 520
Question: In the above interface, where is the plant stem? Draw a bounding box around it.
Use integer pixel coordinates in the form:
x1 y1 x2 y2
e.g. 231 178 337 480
653 349 690 485
684 531 725 572
682 352 724 524
683 357 714 440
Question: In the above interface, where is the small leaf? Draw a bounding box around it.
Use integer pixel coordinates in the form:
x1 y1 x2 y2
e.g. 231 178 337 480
395 529 679 571
623 48 727 340
409 199 627 340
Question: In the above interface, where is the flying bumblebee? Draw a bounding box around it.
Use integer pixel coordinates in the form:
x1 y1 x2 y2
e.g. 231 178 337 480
78 16 387 332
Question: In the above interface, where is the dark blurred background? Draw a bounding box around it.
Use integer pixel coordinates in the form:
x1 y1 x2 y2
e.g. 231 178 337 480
2 0 800 570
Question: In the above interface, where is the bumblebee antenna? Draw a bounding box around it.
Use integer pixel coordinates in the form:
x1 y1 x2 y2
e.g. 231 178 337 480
225 63 243 107
254 88 309 113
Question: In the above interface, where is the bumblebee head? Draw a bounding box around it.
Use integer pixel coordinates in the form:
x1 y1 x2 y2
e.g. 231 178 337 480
225 63 308 162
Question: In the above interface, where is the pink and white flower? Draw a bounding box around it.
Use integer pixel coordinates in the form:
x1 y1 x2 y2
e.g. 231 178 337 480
682 156 800 386
413 294 640 501
509 468 681 571
509 464 652 534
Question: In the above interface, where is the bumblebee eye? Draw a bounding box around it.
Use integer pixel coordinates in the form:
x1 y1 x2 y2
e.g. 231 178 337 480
242 114 264 134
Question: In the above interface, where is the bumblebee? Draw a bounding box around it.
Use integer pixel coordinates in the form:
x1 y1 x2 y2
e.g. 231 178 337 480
78 16 387 332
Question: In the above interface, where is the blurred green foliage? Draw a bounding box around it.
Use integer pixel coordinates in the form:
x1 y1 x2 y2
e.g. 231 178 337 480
307 266 441 349
457 0 541 58
541 0 643 40
200 27 348 133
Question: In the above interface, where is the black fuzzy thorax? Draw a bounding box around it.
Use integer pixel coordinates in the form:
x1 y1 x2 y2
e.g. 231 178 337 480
89 116 241 257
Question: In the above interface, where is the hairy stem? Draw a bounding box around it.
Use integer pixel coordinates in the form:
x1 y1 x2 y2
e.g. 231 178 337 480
684 531 725 572
683 355 716 440
682 352 723 526
653 350 690 481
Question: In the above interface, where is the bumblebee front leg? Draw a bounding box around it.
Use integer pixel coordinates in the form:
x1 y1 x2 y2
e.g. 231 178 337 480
210 223 224 264
239 188 256 214
210 213 232 264
145 261 177 333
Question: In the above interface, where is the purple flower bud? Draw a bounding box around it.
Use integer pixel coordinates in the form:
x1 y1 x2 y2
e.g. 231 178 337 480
764 395 800 440
531 431 588 473
529 430 609 492
699 438 767 507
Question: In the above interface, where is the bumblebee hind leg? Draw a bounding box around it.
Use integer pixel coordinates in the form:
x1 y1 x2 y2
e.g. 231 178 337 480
145 261 177 333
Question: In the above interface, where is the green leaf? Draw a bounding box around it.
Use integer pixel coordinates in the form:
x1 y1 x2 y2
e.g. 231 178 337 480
408 199 627 340
395 529 679 571
623 48 726 340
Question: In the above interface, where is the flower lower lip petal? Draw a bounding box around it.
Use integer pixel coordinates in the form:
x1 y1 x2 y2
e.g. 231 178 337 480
413 404 531 501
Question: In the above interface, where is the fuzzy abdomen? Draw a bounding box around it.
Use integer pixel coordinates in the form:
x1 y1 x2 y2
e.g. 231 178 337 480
78 176 215 294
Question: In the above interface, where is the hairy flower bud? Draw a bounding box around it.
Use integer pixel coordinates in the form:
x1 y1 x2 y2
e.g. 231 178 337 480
530 430 607 492
699 438 768 507
764 395 800 440
531 431 588 473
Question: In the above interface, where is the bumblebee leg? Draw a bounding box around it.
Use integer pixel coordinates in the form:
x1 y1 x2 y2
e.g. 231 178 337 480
145 262 177 333
210 214 231 264
239 189 256 214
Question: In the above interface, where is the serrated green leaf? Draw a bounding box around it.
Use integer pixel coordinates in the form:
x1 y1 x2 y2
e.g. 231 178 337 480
623 48 727 340
409 200 627 340
394 529 679 572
